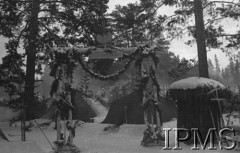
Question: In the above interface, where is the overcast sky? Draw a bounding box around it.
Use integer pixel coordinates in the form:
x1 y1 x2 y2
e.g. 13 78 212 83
0 0 235 68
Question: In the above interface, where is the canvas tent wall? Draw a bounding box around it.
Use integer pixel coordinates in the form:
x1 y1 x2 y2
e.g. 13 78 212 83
102 91 177 125
0 104 20 122
71 90 97 122
41 90 97 122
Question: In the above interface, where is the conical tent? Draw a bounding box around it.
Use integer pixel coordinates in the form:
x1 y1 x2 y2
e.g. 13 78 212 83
0 128 9 141
167 77 231 141
102 91 177 125
41 91 97 122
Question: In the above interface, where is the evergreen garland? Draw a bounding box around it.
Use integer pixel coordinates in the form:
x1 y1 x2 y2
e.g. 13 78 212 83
77 56 133 81
47 44 160 83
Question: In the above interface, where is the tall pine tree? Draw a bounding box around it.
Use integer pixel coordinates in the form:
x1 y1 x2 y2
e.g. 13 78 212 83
193 0 209 78
110 0 165 47
0 0 108 119
164 1 240 77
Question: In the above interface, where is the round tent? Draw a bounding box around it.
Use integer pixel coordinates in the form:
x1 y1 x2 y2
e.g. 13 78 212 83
167 77 231 140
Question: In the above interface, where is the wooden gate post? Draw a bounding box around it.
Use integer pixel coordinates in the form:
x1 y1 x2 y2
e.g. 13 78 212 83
141 56 162 129
56 111 61 141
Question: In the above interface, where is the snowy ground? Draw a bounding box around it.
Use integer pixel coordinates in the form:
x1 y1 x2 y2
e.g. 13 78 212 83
1 118 240 153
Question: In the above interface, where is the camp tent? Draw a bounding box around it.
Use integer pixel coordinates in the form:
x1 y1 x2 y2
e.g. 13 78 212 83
41 91 97 122
102 91 177 125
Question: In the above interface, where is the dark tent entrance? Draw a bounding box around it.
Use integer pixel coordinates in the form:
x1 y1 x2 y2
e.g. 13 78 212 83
102 91 143 125
102 91 177 125
71 90 96 122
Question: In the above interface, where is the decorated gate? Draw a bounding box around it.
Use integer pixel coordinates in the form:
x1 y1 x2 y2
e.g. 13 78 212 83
46 42 165 151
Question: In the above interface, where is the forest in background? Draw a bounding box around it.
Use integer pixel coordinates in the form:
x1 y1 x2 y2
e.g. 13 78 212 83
0 0 240 118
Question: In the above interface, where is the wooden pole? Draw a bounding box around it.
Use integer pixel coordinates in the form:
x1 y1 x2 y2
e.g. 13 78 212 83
125 106 127 124
21 90 26 141
209 105 219 139
155 87 162 129
68 109 73 145
20 81 24 141
68 92 73 145
63 118 66 144
57 111 61 141
239 110 240 124
216 90 224 128
156 110 161 130
151 108 154 133
144 110 148 127
21 101 24 141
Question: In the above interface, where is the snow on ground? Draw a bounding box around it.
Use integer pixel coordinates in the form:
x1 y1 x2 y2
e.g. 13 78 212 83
223 112 240 127
1 119 239 153
0 141 46 153
168 77 225 90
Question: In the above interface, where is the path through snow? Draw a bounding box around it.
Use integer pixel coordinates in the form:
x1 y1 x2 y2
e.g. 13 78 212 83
87 98 108 123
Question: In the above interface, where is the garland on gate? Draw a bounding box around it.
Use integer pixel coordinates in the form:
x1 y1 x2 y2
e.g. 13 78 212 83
46 44 159 82
71 45 143 80
77 56 133 81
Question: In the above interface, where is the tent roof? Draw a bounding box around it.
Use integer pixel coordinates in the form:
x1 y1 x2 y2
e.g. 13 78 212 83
169 77 225 90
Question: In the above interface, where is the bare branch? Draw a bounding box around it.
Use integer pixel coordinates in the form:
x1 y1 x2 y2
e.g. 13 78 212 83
38 16 63 20
204 17 225 26
16 21 30 45
151 2 164 16
38 20 61 43
164 14 179 22
39 0 62 3
169 27 190 41
217 33 240 37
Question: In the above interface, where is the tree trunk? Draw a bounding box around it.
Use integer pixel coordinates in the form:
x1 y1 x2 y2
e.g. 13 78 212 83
193 0 209 78
24 0 40 120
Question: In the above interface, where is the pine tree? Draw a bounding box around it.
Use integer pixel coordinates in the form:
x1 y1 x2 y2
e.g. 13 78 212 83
77 72 92 121
229 58 235 76
229 58 235 88
110 0 165 47
222 66 232 87
164 1 240 77
208 59 214 70
0 0 108 119
78 72 93 98
193 0 209 78
214 54 221 74
0 49 24 102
